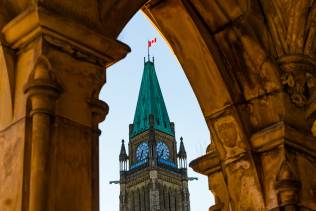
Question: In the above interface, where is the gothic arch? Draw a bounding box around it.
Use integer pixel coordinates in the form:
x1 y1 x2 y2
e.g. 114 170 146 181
0 0 316 210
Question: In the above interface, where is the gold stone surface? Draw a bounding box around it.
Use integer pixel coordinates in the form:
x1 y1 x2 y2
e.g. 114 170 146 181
0 0 316 210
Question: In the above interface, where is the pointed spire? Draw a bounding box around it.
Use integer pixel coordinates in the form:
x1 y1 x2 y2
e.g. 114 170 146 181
178 137 187 158
130 59 174 137
119 139 128 161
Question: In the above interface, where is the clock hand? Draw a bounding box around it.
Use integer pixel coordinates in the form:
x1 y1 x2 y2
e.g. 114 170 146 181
160 149 164 158
141 150 143 159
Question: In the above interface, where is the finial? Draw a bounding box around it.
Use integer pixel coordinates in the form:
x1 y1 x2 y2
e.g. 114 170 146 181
180 136 183 142
122 139 124 144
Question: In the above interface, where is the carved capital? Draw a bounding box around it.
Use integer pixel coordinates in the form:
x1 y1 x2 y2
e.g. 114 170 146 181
88 98 109 126
278 55 316 108
24 56 62 115
278 55 316 136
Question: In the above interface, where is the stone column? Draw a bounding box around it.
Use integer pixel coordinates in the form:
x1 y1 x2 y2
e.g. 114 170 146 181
140 186 144 211
134 189 140 211
24 56 62 211
89 99 109 211
129 190 135 211
170 189 175 211
0 5 129 211
190 143 230 211
119 183 127 211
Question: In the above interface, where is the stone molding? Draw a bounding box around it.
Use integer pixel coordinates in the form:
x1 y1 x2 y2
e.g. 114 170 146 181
251 121 316 157
1 6 130 67
189 144 221 176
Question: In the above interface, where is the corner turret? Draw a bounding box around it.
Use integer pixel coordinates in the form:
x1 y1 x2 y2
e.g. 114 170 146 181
178 137 187 169
119 139 128 172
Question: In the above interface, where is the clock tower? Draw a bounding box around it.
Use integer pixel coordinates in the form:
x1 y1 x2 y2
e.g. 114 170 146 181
118 58 190 211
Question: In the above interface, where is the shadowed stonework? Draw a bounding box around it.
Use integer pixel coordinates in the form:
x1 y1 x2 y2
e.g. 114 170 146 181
0 0 316 210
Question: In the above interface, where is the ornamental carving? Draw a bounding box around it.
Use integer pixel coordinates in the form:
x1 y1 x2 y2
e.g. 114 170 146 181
214 116 246 161
44 35 106 66
215 120 237 148
279 55 316 108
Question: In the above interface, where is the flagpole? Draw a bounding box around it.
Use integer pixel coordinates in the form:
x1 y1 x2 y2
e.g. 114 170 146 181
147 41 150 62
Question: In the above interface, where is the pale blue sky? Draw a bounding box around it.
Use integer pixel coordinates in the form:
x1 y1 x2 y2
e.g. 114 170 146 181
99 11 214 211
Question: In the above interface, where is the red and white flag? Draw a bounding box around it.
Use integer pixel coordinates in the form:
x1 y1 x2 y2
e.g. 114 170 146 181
148 38 157 47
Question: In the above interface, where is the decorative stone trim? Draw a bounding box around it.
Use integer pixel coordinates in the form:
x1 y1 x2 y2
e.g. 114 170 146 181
1 6 130 66
278 55 316 108
250 121 316 158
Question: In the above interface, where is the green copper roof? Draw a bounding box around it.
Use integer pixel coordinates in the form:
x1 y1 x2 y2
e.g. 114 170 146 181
130 60 174 138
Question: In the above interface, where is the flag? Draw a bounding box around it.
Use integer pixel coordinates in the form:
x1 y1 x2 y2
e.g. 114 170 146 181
148 38 157 47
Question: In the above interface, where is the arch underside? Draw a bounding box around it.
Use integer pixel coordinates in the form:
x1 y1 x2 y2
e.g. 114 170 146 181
0 0 316 210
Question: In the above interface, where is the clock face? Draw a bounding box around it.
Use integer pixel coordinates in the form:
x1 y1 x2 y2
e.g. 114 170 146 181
156 141 170 160
136 142 149 161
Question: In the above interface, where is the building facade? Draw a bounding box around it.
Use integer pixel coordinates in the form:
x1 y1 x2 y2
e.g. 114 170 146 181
2 1 316 210
119 58 190 211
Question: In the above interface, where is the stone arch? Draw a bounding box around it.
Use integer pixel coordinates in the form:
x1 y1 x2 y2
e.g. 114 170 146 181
0 0 316 210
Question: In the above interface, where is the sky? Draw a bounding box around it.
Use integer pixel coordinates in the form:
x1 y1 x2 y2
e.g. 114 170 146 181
99 11 214 211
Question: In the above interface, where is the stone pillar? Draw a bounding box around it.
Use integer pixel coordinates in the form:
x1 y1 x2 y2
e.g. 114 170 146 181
158 183 164 210
129 190 135 211
144 185 150 211
210 111 266 211
24 56 62 211
89 99 108 211
135 189 140 211
180 179 190 211
250 122 316 210
140 186 145 211
119 183 127 211
175 189 182 211
170 189 175 211
190 143 230 211
0 5 129 211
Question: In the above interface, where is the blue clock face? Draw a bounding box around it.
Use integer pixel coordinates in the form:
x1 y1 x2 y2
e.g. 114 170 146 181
136 142 149 161
156 142 170 160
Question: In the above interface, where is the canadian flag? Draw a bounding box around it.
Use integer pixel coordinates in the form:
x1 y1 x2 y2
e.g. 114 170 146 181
148 38 157 47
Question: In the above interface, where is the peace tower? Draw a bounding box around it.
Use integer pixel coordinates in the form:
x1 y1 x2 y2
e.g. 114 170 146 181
118 58 190 211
